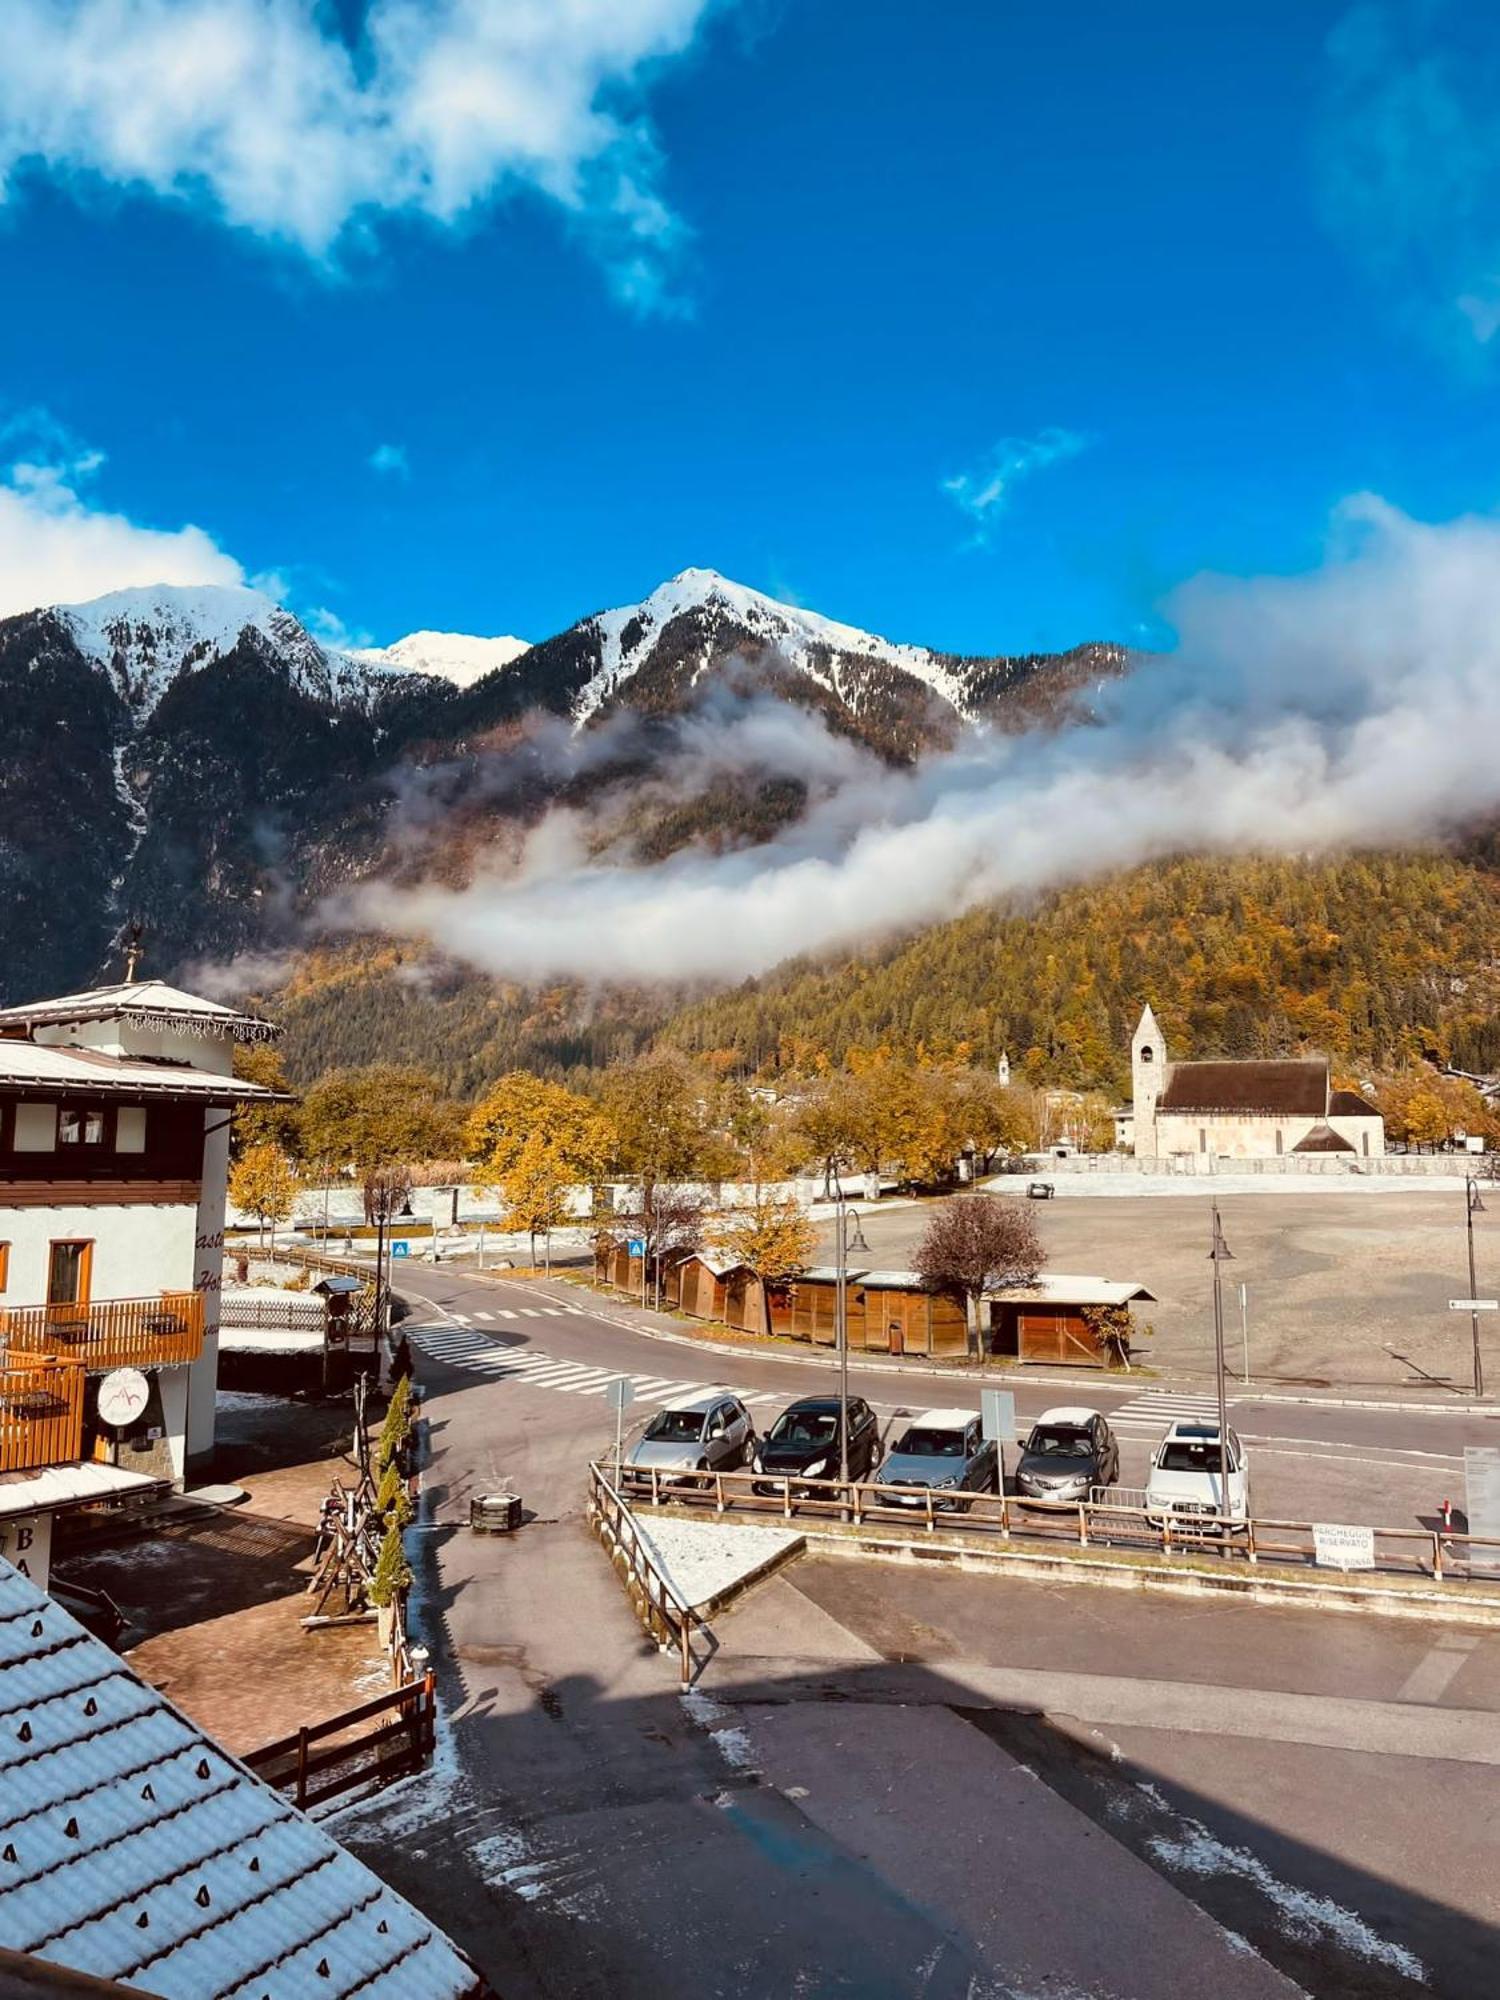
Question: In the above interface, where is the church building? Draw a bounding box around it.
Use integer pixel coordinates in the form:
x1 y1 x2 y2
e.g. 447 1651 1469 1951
1129 1004 1384 1164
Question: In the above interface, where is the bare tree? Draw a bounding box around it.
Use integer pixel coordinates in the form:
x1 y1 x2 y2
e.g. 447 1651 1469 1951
912 1195 1044 1358
617 1182 708 1309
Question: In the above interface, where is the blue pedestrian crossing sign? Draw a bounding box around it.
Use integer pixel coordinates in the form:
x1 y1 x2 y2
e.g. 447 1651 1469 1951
391 1240 411 1259
627 1238 646 1257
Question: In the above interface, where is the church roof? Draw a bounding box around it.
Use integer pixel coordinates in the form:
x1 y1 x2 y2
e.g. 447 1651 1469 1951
1158 1059 1328 1116
1292 1120 1356 1154
1329 1087 1379 1118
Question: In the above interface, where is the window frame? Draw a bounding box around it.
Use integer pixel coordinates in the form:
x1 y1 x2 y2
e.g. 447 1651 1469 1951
46 1238 94 1307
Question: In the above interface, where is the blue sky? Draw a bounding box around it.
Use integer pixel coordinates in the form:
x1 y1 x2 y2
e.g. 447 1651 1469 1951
0 0 1497 657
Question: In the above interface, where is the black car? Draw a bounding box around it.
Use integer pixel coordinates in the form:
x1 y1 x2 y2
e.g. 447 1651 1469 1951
752 1395 880 1490
1015 1406 1121 1505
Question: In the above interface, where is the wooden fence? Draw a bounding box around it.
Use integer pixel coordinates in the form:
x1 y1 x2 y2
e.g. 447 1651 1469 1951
0 1358 85 1473
0 1292 204 1370
608 1462 1500 1591
242 1673 436 1811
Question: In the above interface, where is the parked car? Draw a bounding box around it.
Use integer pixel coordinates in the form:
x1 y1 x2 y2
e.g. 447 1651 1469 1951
1015 1406 1120 1504
752 1395 880 1492
623 1391 756 1486
1145 1420 1250 1531
874 1408 997 1508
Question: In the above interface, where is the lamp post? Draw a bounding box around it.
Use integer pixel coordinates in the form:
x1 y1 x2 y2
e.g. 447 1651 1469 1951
1208 1203 1234 1508
1466 1177 1487 1398
834 1189 871 1484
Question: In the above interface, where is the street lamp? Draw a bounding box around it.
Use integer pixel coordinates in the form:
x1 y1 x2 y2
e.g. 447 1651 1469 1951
1466 1177 1487 1399
834 1192 871 1484
1207 1203 1234 1510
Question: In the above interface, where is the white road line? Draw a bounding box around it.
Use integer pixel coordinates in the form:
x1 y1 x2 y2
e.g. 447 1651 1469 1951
1397 1635 1479 1704
472 1311 495 1322
518 1308 544 1318
496 1310 519 1320
539 1308 566 1316
516 1363 604 1388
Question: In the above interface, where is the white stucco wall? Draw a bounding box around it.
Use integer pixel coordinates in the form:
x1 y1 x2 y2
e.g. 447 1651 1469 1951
187 1111 231 1464
1155 1112 1325 1162
1329 1113 1385 1158
1 1202 197 1308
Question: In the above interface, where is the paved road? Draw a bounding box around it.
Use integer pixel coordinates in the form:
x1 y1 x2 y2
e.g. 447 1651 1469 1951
327 1261 1500 1998
392 1260 1500 1533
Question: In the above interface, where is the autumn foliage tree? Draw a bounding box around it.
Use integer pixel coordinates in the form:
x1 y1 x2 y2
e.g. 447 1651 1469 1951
711 1194 817 1283
912 1194 1045 1358
228 1142 300 1251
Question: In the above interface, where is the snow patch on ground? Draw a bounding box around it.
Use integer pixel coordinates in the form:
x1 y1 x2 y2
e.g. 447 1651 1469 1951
1144 1814 1427 1983
633 1515 800 1611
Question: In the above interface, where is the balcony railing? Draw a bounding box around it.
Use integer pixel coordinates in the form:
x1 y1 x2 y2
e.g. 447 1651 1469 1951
0 1291 206 1371
0 1358 85 1472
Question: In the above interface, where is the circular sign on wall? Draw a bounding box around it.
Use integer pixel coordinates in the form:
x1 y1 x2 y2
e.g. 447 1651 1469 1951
97 1368 151 1430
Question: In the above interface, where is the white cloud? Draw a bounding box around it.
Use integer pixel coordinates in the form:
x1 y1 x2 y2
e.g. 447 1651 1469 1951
369 442 409 478
0 0 723 311
347 494 1500 984
942 427 1091 544
1317 2 1500 352
0 446 242 618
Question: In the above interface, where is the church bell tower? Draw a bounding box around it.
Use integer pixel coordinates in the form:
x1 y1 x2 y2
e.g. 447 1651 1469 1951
1131 1003 1166 1160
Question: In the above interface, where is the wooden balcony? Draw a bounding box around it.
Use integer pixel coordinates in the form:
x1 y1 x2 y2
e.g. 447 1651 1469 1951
0 1291 206 1371
0 1358 85 1472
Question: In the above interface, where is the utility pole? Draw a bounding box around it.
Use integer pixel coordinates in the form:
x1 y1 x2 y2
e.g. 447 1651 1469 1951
833 1187 870 1485
1467 1176 1487 1398
1209 1203 1234 1511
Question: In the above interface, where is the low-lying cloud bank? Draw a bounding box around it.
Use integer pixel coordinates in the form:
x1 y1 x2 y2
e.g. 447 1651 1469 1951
345 496 1500 986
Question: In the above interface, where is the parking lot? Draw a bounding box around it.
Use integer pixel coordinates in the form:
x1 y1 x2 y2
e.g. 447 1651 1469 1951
819 1186 1497 1390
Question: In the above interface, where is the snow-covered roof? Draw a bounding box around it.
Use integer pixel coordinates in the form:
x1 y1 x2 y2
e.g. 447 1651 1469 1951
0 1042 280 1103
984 1274 1156 1306
0 1463 167 1522
0 980 276 1042
0 1560 481 1999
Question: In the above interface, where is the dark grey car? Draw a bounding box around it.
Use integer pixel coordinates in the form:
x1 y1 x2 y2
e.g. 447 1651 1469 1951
1016 1406 1120 1504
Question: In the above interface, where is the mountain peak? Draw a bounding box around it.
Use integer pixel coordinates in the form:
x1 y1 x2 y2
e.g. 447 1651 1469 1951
352 627 531 691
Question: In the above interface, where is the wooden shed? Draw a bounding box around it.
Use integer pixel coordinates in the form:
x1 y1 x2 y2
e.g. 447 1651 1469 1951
986 1274 1156 1368
665 1253 769 1335
767 1269 970 1357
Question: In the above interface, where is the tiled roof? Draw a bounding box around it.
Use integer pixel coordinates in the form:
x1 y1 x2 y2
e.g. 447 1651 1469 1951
0 984 274 1041
1328 1088 1380 1118
0 1043 279 1104
0 1563 481 2000
1291 1120 1356 1154
1158 1059 1328 1116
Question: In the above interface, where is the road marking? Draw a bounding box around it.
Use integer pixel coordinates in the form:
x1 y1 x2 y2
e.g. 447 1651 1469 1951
518 1308 544 1318
1396 1635 1480 1705
473 1311 495 1322
495 1310 519 1320
1110 1392 1227 1424
539 1308 566 1316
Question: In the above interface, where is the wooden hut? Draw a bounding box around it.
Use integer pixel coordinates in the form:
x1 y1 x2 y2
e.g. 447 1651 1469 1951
665 1253 769 1335
767 1269 970 1357
986 1274 1156 1368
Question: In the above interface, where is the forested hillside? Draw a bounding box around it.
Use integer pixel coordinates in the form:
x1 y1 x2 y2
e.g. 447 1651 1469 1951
265 850 1500 1093
660 852 1500 1091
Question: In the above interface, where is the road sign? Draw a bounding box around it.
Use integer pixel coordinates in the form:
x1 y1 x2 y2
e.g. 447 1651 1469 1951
1464 1447 1500 1541
1449 1299 1499 1311
626 1239 646 1257
604 1378 635 1413
980 1388 1016 1444
1312 1522 1376 1572
391 1240 410 1260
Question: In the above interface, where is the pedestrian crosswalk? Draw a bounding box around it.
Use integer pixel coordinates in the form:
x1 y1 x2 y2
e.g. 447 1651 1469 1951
408 1322 783 1411
1108 1390 1232 1430
451 1306 581 1326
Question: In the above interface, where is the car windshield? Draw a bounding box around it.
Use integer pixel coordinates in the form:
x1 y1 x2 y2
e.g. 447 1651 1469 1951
1158 1439 1235 1474
894 1427 966 1458
769 1411 838 1446
645 1410 706 1444
1027 1426 1092 1459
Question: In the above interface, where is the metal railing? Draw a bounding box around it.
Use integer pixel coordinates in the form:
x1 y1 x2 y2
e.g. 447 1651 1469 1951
0 1358 85 1472
587 1461 705 1686
0 1291 205 1370
606 1462 1500 1591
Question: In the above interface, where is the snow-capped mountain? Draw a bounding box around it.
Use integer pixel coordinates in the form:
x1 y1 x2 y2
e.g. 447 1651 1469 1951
55 583 425 720
351 628 531 691
0 565 1129 1002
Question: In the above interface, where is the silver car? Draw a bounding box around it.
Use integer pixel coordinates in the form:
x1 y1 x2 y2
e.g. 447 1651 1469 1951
624 1391 755 1487
874 1408 998 1509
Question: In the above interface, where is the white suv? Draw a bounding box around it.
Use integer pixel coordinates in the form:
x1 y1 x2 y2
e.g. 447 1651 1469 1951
1145 1421 1250 1532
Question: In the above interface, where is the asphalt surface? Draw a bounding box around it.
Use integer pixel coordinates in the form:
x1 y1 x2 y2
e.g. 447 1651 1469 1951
327 1261 1500 1999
